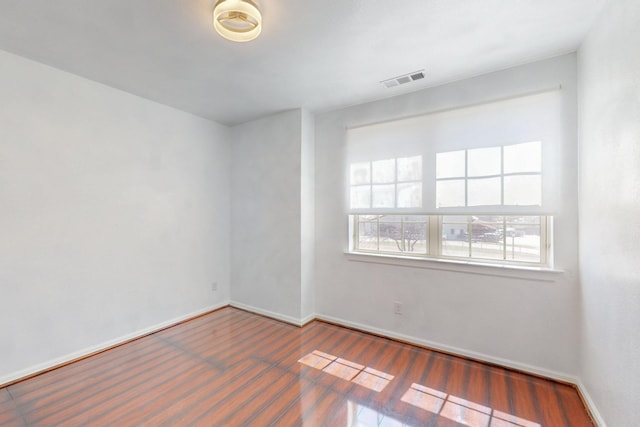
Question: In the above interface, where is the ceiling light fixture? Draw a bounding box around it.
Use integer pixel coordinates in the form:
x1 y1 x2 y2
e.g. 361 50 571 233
213 0 262 43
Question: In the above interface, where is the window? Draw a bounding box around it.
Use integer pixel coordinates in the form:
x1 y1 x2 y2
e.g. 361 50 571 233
346 89 562 268
440 215 546 264
350 156 422 209
352 214 549 266
354 215 429 256
436 142 542 208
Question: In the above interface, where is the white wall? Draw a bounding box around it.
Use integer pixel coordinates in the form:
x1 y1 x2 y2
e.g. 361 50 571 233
230 110 303 322
230 108 316 323
0 50 231 383
314 54 581 379
300 109 315 321
578 0 640 425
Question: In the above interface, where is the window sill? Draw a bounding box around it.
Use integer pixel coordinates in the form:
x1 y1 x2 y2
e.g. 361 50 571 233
344 252 564 282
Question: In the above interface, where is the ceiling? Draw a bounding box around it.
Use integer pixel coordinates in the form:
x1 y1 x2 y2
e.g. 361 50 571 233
0 0 606 126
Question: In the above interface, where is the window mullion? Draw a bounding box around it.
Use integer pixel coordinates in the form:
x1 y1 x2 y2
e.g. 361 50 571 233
500 146 505 206
376 215 380 251
467 215 472 258
394 158 398 209
429 215 439 256
464 150 469 207
503 217 507 260
400 217 405 252
353 216 358 251
541 216 548 266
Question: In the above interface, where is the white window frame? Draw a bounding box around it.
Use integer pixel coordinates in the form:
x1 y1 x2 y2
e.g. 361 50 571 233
351 214 551 268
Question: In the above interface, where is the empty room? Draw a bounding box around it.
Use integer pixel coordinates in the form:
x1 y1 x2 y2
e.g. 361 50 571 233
0 0 638 426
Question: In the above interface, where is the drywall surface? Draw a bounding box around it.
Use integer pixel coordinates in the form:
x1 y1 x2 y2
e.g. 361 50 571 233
0 49 231 383
578 0 640 425
300 109 316 321
230 110 303 321
314 54 581 378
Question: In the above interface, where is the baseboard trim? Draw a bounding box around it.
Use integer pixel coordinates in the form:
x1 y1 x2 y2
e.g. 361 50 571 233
229 301 304 326
0 302 229 388
576 379 607 427
300 312 317 327
315 313 577 385
225 305 579 385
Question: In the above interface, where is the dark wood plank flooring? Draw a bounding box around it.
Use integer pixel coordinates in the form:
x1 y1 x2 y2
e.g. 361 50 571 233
0 307 594 426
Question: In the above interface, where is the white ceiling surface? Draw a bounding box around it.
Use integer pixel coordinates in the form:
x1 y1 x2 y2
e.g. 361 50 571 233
0 0 606 126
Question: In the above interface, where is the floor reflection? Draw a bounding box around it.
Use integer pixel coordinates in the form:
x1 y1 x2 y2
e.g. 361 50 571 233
298 350 394 392
299 351 541 427
401 382 541 427
347 401 405 427
345 396 541 427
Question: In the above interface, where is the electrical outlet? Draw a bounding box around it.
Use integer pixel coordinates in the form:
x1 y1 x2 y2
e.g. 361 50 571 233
211 282 218 291
394 301 402 315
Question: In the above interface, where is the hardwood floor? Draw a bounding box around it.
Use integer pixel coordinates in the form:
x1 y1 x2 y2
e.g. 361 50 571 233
1 307 594 426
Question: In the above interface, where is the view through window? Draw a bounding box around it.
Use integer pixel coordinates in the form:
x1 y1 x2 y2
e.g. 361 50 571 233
353 215 548 266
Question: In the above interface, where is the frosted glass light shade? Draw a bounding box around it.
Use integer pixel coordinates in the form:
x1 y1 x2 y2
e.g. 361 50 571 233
213 0 262 42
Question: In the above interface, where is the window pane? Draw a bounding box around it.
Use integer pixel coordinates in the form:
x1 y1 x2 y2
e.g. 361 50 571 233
397 183 422 208
357 220 378 250
403 215 427 222
397 156 422 182
403 221 428 254
372 159 395 184
378 222 403 253
504 224 541 263
350 185 370 209
506 215 540 225
504 141 541 174
474 215 503 223
504 175 541 205
468 177 501 206
350 162 370 185
372 184 395 208
441 222 469 257
471 237 504 260
467 147 501 177
436 180 465 208
469 217 503 260
379 215 402 222
436 150 465 178
442 215 469 223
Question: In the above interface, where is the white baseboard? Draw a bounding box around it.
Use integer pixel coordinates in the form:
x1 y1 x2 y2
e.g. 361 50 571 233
225 305 581 385
300 312 317 326
229 301 305 326
315 313 578 385
576 379 607 427
0 302 229 387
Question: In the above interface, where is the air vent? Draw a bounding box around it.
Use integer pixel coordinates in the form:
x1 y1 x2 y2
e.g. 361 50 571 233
381 70 426 89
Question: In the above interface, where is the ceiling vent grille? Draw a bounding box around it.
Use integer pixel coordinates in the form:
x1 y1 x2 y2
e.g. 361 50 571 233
382 70 426 88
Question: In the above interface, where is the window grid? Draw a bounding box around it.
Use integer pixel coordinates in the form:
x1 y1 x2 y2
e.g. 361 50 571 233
353 215 549 267
435 143 542 209
355 215 430 257
350 156 423 210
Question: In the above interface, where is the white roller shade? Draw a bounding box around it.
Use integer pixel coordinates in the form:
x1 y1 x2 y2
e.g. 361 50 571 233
346 89 563 215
